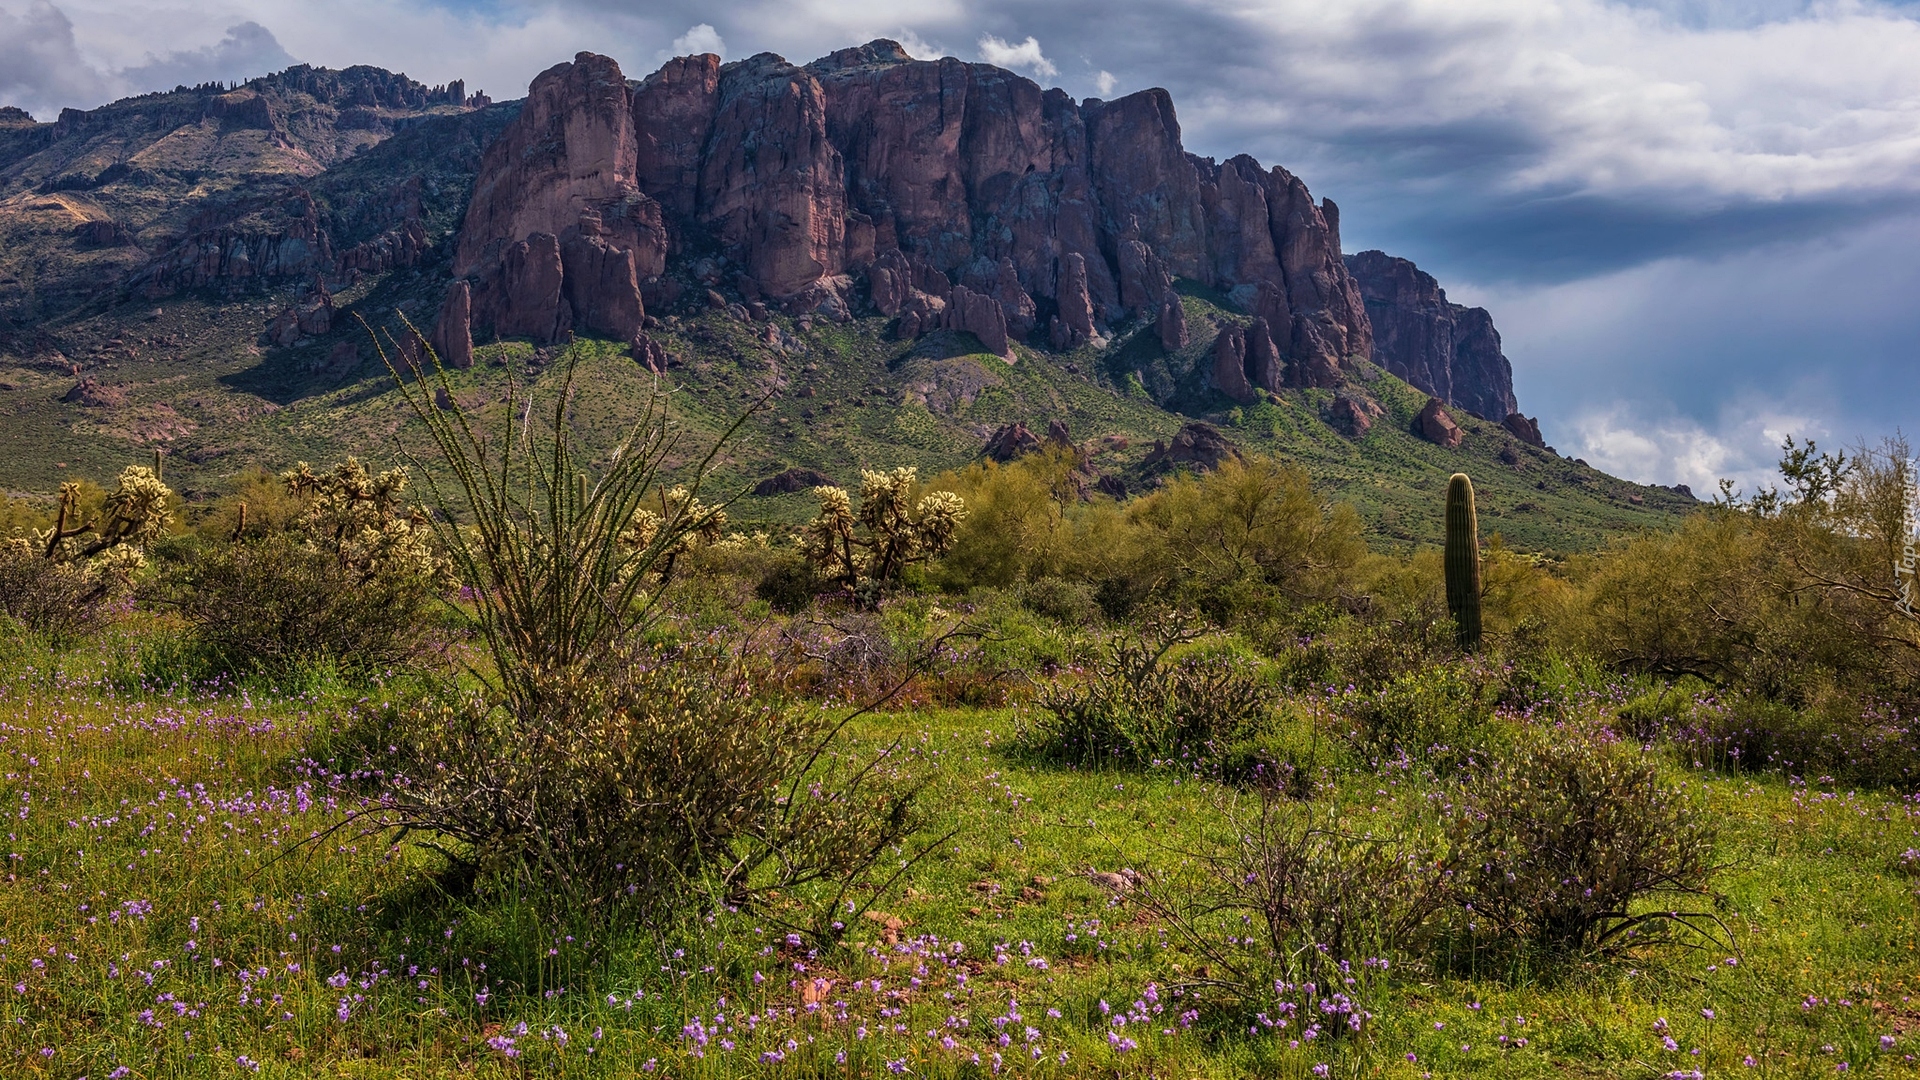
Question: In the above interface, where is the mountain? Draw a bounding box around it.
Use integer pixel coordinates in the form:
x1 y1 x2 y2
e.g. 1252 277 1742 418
0 45 1695 551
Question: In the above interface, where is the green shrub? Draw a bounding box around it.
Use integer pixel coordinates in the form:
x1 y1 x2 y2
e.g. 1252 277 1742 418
1334 660 1505 766
1020 615 1274 771
0 464 172 643
157 531 444 682
1446 730 1719 955
377 641 927 917
1133 788 1448 1010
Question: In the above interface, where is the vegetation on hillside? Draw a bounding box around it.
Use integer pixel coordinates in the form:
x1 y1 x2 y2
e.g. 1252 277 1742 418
1 351 1917 1077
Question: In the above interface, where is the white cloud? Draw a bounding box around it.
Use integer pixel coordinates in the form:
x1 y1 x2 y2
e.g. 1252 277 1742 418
670 22 724 57
894 28 943 59
976 33 1056 77
1094 68 1116 95
1564 402 1819 496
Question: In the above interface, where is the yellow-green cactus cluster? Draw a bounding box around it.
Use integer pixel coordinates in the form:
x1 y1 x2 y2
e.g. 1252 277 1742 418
799 467 968 592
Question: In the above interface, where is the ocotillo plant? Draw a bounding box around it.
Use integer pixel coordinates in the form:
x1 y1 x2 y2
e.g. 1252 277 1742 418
1445 472 1482 652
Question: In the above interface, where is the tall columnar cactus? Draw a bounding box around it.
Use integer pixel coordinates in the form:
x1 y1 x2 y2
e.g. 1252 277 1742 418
1445 472 1482 652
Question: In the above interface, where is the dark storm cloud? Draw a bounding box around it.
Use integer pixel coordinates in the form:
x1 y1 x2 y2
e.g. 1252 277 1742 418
0 2 107 117
119 21 296 94
0 5 297 119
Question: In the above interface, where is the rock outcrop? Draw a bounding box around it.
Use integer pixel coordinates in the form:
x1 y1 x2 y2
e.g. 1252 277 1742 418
457 52 661 346
984 422 1043 461
1158 293 1189 351
753 467 835 495
429 281 473 369
1501 412 1545 448
1414 397 1464 449
1210 325 1256 404
1345 250 1518 422
1144 422 1239 471
453 42 1376 374
1325 394 1380 438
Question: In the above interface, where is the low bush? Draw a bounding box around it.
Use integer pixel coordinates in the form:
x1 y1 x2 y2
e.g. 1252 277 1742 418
377 641 928 920
1134 787 1448 1034
1446 729 1720 956
1019 615 1275 771
157 532 446 682
1334 659 1506 766
361 340 933 932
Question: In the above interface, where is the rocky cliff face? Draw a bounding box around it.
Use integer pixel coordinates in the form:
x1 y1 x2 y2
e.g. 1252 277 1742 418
449 42 1374 384
1343 250 1517 423
0 64 501 324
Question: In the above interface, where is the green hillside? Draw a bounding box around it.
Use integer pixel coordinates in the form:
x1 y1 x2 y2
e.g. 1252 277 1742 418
0 265 1690 552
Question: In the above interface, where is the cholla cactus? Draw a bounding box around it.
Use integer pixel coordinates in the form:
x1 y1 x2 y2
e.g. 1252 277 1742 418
620 485 728 583
798 467 967 596
39 466 174 562
2 463 172 638
281 458 450 586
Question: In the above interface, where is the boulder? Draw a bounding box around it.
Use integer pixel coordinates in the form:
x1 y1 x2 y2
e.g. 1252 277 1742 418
753 467 835 495
984 421 1043 462
629 330 669 372
1325 394 1380 438
1143 422 1239 471
1414 397 1463 448
1501 411 1545 447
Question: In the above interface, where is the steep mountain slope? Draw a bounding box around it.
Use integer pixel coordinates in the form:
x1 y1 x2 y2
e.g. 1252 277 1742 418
0 45 1694 552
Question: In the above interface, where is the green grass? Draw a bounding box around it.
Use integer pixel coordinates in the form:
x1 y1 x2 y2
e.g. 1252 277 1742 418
5 625 1920 1078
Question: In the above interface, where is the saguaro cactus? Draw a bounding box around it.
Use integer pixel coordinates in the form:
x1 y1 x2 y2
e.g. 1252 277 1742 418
1445 472 1482 652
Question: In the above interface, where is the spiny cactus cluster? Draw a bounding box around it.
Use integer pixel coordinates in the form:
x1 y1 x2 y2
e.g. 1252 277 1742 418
0 457 174 638
799 467 967 596
279 457 449 586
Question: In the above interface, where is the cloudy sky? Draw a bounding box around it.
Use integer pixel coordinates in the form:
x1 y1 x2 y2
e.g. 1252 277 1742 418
4 0 1917 494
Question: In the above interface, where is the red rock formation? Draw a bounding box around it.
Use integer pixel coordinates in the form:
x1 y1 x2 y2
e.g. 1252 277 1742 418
1050 252 1099 350
430 281 473 369
1502 412 1545 447
895 290 944 340
1345 249 1517 421
336 219 426 278
633 54 721 219
700 53 846 297
1158 292 1189 351
1287 314 1345 389
454 41 1384 367
1211 325 1256 404
1326 396 1369 437
991 258 1036 340
478 232 570 344
1246 317 1283 392
560 225 644 339
629 330 669 372
868 248 913 315
943 284 1012 359
984 421 1042 461
1414 397 1463 448
455 52 659 344
1144 422 1239 471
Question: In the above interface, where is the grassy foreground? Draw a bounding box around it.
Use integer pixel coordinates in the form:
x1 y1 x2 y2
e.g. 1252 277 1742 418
3 627 1920 1080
